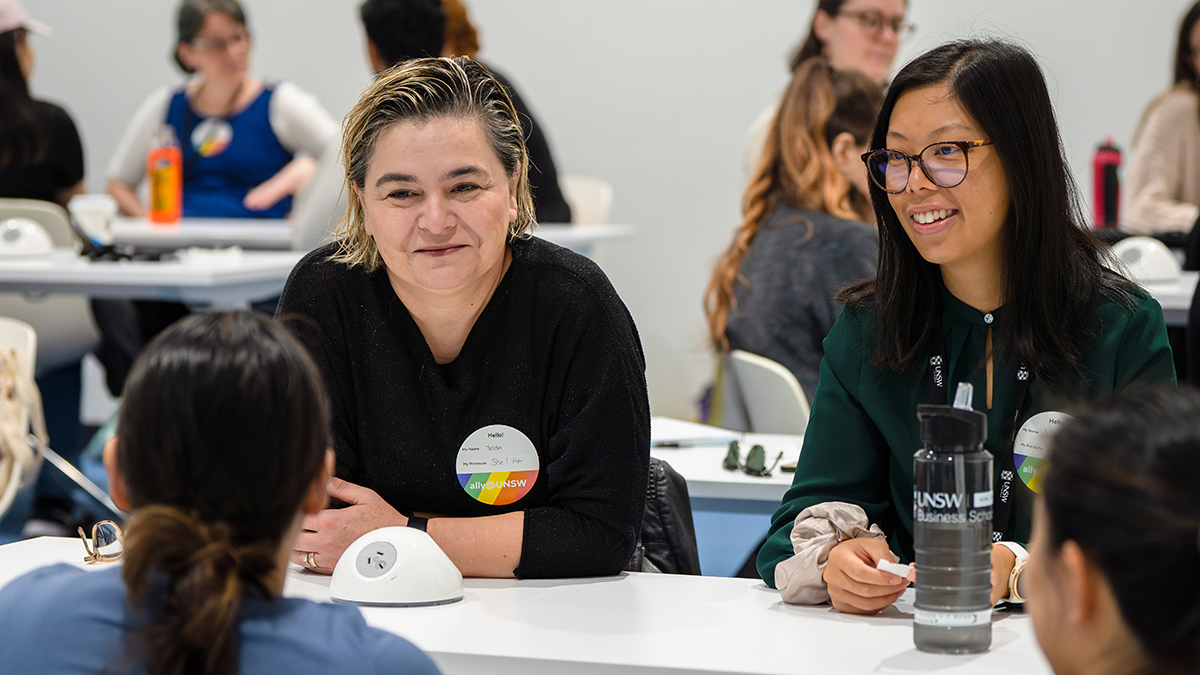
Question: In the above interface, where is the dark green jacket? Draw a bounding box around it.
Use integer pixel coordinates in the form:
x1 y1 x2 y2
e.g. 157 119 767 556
758 285 1176 587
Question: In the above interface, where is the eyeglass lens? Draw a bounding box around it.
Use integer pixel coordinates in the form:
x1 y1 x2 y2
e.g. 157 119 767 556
80 520 124 562
192 32 248 52
841 11 913 38
95 521 120 549
723 440 741 471
867 143 970 193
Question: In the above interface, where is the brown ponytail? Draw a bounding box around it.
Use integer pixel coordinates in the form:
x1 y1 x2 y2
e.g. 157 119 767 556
704 59 882 351
123 506 278 675
113 312 331 675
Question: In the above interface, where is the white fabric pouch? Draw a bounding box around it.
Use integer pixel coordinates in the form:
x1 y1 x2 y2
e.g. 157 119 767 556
774 502 886 605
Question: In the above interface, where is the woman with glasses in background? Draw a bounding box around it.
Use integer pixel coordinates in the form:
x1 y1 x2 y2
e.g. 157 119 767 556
744 0 911 178
0 312 441 674
106 0 336 220
756 39 1175 614
96 0 338 399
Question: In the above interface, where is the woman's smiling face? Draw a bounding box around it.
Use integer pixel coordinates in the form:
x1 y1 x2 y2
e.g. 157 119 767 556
355 116 517 297
885 83 1010 276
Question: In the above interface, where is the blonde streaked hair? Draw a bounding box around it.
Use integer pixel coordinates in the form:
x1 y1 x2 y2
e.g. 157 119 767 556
333 56 535 271
705 58 882 352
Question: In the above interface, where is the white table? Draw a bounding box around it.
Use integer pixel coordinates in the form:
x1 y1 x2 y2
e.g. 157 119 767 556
1142 271 1197 327
650 417 799 503
112 216 291 250
113 217 635 258
0 537 1052 675
0 248 303 309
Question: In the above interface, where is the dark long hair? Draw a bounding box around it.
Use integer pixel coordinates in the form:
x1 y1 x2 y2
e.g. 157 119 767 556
117 312 330 675
838 39 1131 381
706 59 882 351
788 0 850 71
1042 384 1200 674
0 29 48 167
1174 2 1200 87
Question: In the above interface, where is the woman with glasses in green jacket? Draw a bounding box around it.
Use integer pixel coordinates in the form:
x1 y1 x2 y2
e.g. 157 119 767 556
757 38 1175 615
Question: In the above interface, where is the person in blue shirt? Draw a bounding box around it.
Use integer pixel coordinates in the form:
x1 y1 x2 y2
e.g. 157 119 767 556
106 0 336 219
0 311 441 675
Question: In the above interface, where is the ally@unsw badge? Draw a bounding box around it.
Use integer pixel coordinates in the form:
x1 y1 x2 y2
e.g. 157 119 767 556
456 424 539 506
1012 411 1073 494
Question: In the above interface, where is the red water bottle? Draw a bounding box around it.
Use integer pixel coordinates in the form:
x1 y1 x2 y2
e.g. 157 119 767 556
1092 137 1121 229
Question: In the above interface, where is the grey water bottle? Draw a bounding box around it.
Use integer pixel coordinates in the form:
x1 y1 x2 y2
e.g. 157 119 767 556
912 383 993 654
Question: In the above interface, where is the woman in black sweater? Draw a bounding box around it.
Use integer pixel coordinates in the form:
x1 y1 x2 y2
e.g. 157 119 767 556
278 57 649 579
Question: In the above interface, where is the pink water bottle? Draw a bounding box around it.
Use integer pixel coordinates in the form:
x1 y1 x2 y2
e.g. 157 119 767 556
1092 138 1121 229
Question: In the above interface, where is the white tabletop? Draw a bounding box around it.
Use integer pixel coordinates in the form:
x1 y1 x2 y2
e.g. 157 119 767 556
0 248 303 309
112 216 291 250
112 217 635 257
0 537 1052 675
650 417 800 502
1142 270 1196 327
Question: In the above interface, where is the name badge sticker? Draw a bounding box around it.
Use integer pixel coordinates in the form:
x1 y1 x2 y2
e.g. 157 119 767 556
456 424 539 506
1013 411 1073 493
191 117 233 157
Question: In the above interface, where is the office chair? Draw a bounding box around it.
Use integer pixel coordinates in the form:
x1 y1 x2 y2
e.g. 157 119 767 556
726 350 810 435
0 198 99 375
561 175 614 225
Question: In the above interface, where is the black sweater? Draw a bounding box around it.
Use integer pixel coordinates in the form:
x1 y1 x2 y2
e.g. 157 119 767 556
278 237 649 578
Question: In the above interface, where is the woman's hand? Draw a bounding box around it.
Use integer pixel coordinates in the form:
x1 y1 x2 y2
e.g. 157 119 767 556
244 156 318 211
822 538 911 614
107 178 145 217
989 543 1017 605
292 477 405 574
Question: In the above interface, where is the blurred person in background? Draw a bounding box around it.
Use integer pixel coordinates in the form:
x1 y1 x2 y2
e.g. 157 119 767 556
1122 1 1200 236
361 0 571 223
707 59 884 406
745 0 911 179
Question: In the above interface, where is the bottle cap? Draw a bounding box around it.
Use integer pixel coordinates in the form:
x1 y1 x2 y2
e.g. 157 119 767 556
917 404 986 447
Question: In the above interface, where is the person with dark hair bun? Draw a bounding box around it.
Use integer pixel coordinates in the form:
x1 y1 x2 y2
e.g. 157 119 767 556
0 312 440 675
1123 1 1200 235
1028 384 1200 675
757 38 1175 614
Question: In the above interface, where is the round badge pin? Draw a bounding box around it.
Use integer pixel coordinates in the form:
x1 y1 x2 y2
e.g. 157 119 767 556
1013 411 1073 493
191 117 233 157
456 424 539 506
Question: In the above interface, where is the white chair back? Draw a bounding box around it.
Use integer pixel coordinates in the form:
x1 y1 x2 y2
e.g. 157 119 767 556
290 138 347 252
561 175 614 225
0 199 100 373
0 198 75 248
726 350 810 435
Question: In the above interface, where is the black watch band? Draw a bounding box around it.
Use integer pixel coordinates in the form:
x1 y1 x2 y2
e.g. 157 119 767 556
407 515 428 532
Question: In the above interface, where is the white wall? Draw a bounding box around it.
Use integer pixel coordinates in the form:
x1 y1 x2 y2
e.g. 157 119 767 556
23 0 1190 417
